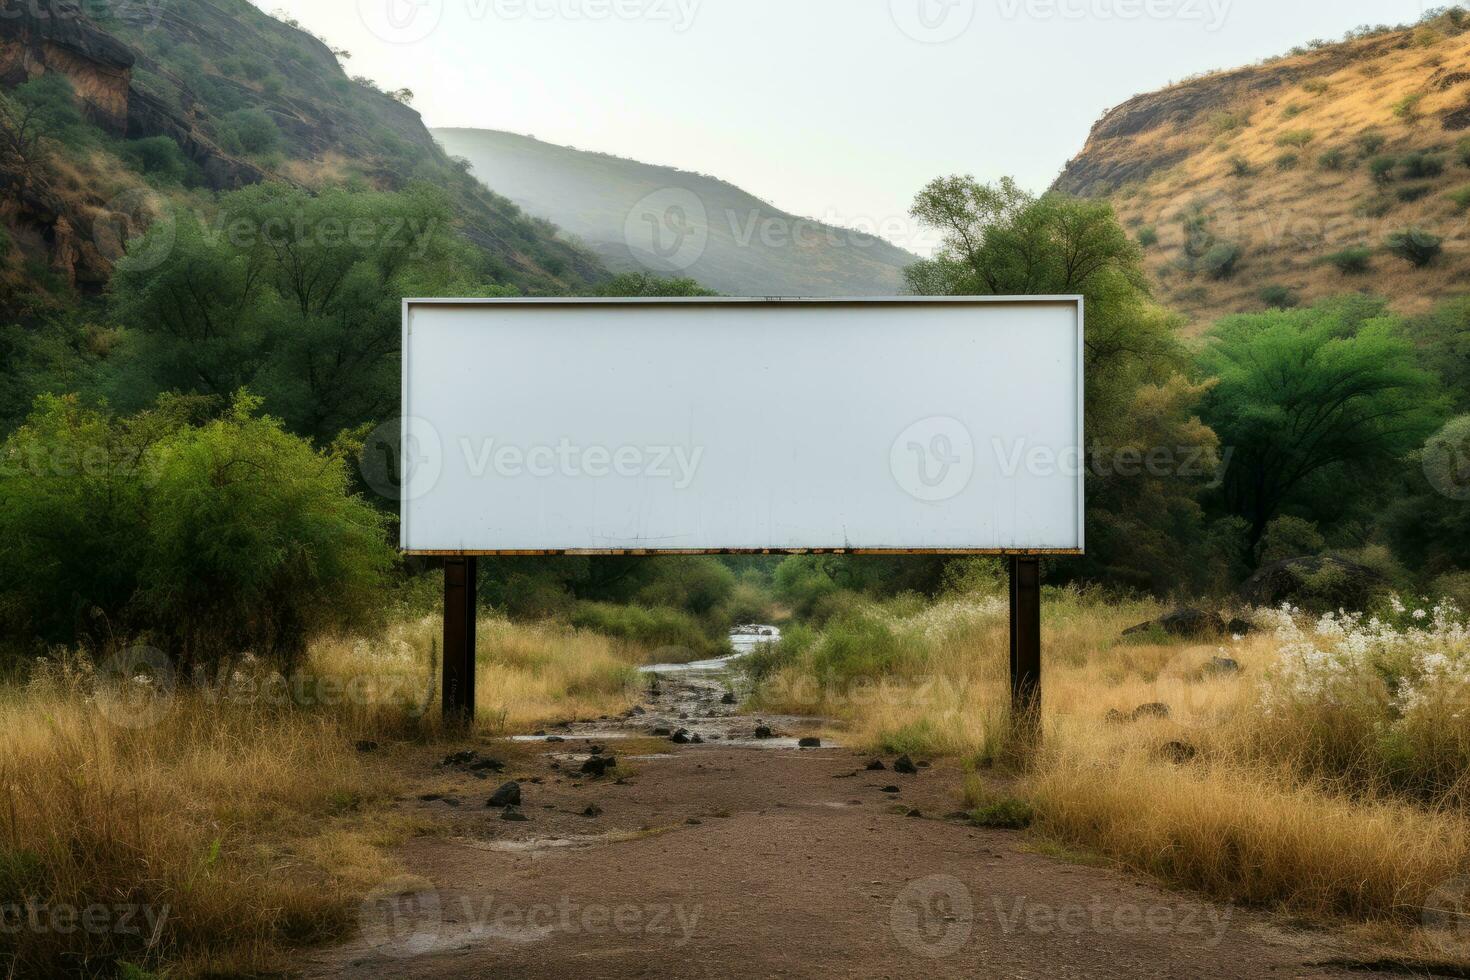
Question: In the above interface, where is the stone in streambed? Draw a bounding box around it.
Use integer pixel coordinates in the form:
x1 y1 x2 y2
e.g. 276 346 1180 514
798 737 822 748
865 759 886 771
487 781 521 807
893 755 919 775
580 756 617 778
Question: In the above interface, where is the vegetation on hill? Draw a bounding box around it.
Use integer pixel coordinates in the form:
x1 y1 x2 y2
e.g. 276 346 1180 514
433 127 920 297
1056 8 1470 329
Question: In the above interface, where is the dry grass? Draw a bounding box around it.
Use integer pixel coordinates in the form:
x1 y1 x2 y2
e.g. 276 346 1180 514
753 589 1470 962
0 613 652 977
1081 23 1470 331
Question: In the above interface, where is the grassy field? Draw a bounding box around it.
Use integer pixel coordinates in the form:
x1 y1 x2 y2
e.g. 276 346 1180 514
0 615 652 978
747 587 1470 965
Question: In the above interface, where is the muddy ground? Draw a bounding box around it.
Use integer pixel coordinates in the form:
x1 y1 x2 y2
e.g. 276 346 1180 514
305 641 1407 979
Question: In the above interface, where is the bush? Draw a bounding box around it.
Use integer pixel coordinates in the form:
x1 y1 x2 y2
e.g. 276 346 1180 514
1384 227 1443 267
0 393 395 673
567 602 726 660
1202 241 1243 279
1317 148 1347 171
218 108 280 156
1228 154 1252 177
1457 136 1470 167
1258 515 1325 564
1369 155 1398 183
117 136 189 183
1356 132 1387 156
1258 285 1300 309
1393 93 1424 121
1400 152 1445 179
1276 129 1315 148
1447 185 1470 211
1396 184 1433 203
1275 152 1300 171
1324 247 1373 275
1136 225 1158 248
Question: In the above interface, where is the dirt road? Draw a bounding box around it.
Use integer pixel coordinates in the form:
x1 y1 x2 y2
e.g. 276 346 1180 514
305 640 1395 979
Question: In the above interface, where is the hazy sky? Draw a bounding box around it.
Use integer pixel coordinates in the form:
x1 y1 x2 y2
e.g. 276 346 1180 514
254 0 1439 253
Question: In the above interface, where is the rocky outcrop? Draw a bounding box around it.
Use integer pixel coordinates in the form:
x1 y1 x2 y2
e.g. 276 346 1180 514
0 1 135 132
1240 556 1386 612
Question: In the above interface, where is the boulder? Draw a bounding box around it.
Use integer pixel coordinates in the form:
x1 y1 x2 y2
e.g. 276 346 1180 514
582 804 603 818
1206 656 1242 675
721 692 738 705
1124 608 1225 639
1225 617 1256 637
1132 702 1171 721
893 755 920 775
753 724 775 739
798 737 822 748
486 781 521 807
580 756 616 778
865 759 887 771
1240 556 1385 613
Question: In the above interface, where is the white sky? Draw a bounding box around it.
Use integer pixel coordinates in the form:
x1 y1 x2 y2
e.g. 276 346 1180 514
254 1 1440 253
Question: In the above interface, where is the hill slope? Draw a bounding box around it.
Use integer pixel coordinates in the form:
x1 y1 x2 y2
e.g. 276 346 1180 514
433 128 919 297
1055 13 1470 331
0 0 604 318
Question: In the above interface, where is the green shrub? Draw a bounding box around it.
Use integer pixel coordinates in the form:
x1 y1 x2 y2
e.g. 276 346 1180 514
1393 93 1424 121
1396 184 1433 203
1258 516 1325 564
1369 155 1398 183
1275 152 1300 171
0 393 396 673
117 136 189 184
1359 195 1395 218
568 602 727 660
217 108 280 156
1384 227 1443 267
1258 284 1300 309
1209 111 1245 134
1276 129 1315 148
1136 225 1158 248
969 793 1036 830
1302 79 1330 96
1203 241 1243 279
1356 132 1387 157
1325 247 1373 275
1400 152 1445 179
1447 185 1470 211
1457 137 1470 167
1281 104 1305 120
1228 155 1252 177
1317 148 1347 171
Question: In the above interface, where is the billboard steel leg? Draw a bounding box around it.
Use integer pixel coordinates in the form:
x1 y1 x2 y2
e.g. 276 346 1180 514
442 556 477 727
1009 557 1041 737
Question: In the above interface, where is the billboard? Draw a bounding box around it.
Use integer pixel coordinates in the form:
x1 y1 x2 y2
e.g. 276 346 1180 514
400 297 1083 555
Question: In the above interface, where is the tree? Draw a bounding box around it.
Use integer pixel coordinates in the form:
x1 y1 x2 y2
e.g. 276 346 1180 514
0 392 396 672
0 74 90 201
905 175 1220 592
591 272 717 297
1406 297 1470 413
1199 298 1446 550
109 183 500 442
1383 416 1470 580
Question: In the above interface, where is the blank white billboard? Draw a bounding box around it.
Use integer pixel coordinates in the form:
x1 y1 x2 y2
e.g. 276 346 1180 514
400 298 1083 555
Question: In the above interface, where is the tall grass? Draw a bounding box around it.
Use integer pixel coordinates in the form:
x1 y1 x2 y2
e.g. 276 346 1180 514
0 613 656 977
751 587 1470 953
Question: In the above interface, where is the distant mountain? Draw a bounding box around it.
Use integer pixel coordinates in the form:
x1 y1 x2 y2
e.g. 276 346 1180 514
433 128 919 297
1055 11 1470 332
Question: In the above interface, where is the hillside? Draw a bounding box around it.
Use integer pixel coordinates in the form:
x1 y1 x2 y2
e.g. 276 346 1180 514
1056 13 1470 331
0 0 604 319
433 128 920 297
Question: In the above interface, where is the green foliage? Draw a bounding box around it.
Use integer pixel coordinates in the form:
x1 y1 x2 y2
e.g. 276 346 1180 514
1447 185 1470 211
1317 148 1347 171
1276 129 1315 148
1136 225 1158 248
1384 227 1443 267
1369 155 1398 183
1405 298 1470 413
1209 111 1245 135
1228 155 1252 177
1395 184 1432 203
591 273 717 297
108 183 495 441
1258 284 1299 309
905 175 1219 593
1199 298 1447 547
1356 132 1387 157
1399 152 1445 179
117 136 190 184
1258 516 1326 564
1203 242 1243 279
9 73 94 151
1384 418 1470 578
1324 247 1373 275
217 107 280 156
0 393 396 671
567 602 727 659
968 794 1036 830
1393 93 1424 121
1275 152 1300 171
1457 137 1470 167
